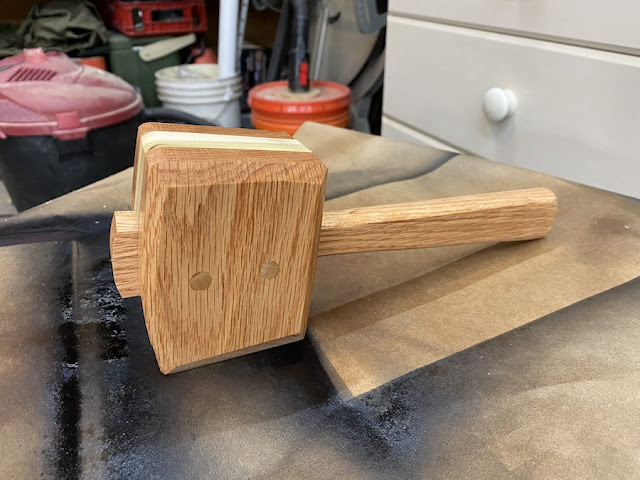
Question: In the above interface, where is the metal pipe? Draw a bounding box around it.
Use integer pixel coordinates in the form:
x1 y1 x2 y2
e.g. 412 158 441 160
266 0 291 82
236 0 250 74
311 1 329 81
288 0 310 92
218 0 239 78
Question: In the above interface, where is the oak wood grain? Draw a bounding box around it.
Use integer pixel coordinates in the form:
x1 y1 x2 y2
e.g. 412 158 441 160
131 123 293 210
114 124 329 373
318 188 557 256
142 149 326 373
110 123 558 374
110 211 140 297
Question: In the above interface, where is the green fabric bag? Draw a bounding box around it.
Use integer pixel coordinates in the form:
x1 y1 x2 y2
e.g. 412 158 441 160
0 0 108 57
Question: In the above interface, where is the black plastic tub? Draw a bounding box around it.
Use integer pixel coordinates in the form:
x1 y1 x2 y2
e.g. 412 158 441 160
0 114 142 212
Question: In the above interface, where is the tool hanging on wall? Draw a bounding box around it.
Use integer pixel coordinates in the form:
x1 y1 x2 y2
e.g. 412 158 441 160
110 123 558 374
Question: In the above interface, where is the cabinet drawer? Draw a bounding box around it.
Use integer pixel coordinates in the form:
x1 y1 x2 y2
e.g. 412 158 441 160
390 0 640 54
383 18 640 197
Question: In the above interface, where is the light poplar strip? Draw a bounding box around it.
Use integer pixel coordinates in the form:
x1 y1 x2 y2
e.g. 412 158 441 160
140 131 311 153
132 131 311 218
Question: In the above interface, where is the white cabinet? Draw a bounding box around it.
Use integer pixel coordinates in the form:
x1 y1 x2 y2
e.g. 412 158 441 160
382 2 640 197
390 0 640 54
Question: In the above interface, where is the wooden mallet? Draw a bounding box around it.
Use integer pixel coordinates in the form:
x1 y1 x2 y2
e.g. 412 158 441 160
110 123 557 374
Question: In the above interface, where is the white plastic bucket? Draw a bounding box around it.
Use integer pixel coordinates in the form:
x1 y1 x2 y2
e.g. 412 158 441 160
155 64 242 127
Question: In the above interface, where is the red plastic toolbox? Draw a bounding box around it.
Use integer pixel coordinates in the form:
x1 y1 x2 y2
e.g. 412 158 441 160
107 0 207 37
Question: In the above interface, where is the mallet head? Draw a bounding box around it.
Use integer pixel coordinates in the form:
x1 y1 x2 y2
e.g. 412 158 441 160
111 123 327 373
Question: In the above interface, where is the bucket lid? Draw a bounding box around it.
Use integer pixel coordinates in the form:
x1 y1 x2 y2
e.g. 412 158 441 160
155 64 240 84
248 80 351 115
0 48 142 140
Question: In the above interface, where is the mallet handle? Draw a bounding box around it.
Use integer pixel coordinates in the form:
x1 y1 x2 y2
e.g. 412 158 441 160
317 188 557 256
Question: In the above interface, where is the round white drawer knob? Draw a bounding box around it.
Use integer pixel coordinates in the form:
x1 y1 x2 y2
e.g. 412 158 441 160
482 88 517 122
